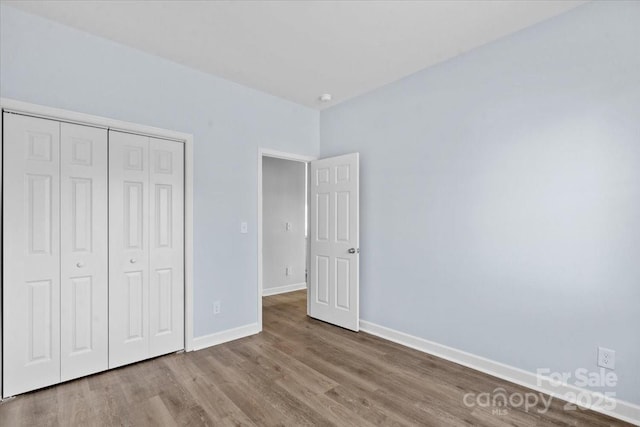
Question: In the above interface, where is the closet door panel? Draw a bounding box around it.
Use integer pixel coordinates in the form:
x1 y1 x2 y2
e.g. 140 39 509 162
2 113 61 397
108 131 150 368
60 123 108 381
149 138 184 356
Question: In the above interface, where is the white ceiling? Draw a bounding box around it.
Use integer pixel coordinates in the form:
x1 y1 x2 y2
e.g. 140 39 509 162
5 0 586 109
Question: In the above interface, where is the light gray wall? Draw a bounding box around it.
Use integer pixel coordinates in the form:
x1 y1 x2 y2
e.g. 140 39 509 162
320 1 640 405
262 157 307 291
0 4 320 337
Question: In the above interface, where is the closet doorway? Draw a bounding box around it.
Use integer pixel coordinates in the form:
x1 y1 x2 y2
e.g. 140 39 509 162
0 98 195 398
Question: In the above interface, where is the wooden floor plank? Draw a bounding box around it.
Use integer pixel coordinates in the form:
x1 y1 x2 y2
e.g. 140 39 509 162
0 290 631 426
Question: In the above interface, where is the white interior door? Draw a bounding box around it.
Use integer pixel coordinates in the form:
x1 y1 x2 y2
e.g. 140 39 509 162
148 137 184 357
109 131 150 368
60 122 108 381
309 153 360 331
3 113 61 396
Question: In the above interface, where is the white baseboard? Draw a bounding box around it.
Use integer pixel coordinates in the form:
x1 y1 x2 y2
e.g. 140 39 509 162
359 320 640 425
262 282 307 297
191 323 260 351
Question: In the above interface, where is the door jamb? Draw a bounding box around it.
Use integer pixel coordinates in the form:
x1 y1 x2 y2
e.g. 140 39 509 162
0 98 196 368
257 148 317 331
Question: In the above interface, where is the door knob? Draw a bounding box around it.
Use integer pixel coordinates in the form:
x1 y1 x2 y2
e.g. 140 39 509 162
76 262 84 268
130 258 137 263
348 248 359 254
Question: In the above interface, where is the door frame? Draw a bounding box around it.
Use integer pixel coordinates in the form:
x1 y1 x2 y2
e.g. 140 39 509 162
0 98 196 396
257 148 317 331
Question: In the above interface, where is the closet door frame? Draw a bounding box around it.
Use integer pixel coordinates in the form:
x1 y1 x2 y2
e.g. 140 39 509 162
0 98 195 397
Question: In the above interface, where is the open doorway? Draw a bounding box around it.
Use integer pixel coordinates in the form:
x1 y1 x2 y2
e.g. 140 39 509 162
258 149 360 332
262 156 308 295
257 149 316 330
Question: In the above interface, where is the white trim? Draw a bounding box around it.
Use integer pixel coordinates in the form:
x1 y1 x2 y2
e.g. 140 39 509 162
259 148 316 163
360 320 640 426
257 148 317 332
262 282 307 297
0 98 196 353
183 125 195 352
1 98 189 142
192 323 260 351
0 109 3 398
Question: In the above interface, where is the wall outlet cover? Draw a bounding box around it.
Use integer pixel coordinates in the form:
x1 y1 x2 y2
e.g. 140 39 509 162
597 347 615 370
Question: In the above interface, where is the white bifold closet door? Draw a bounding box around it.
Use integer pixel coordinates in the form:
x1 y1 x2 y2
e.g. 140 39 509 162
3 114 61 397
60 122 109 382
3 113 108 397
108 131 184 369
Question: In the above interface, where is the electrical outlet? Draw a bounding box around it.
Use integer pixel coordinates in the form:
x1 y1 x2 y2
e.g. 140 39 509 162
213 300 221 315
597 347 615 369
285 266 292 276
240 222 248 234
285 222 292 231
